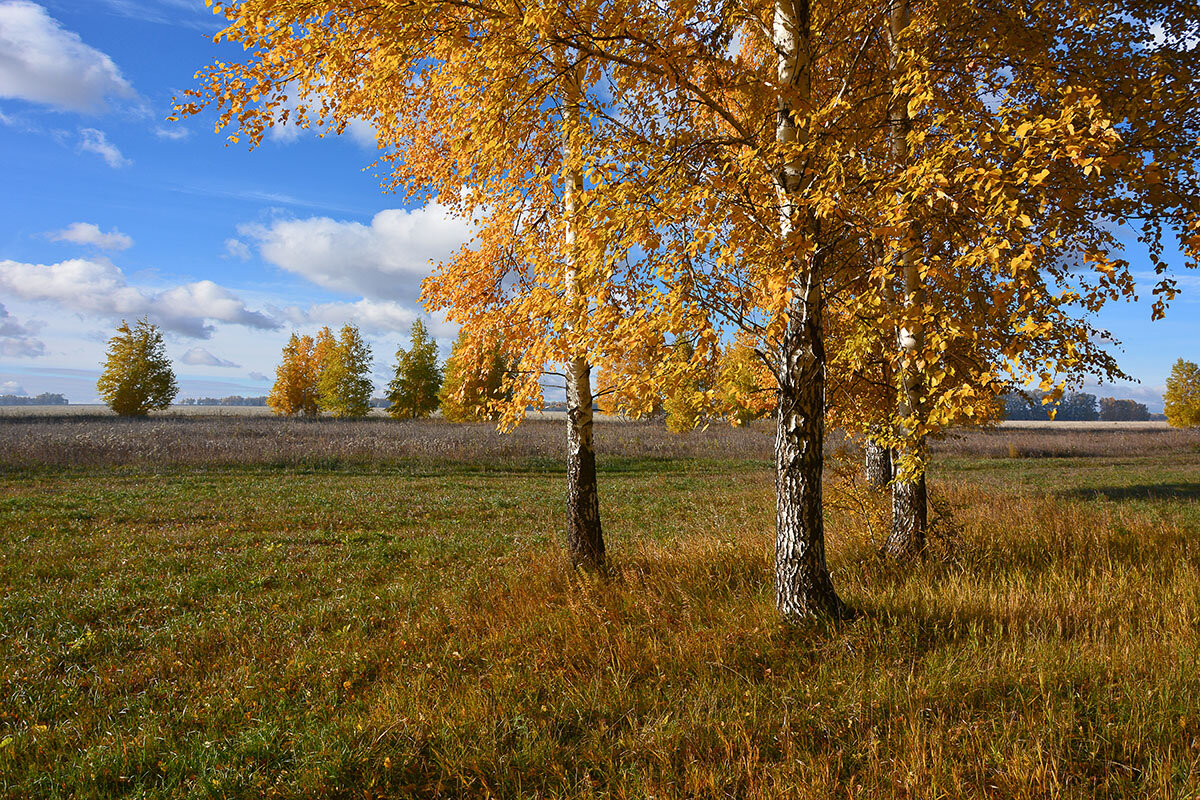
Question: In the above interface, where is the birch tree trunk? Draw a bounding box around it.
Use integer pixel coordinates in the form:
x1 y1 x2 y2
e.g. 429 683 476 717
883 0 928 560
772 0 849 620
562 54 605 570
864 439 892 491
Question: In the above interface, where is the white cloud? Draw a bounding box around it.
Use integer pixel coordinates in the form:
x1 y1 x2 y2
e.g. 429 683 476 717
240 204 474 303
262 82 379 149
78 127 130 167
0 301 44 357
180 346 240 368
224 238 251 260
0 257 279 338
0 1 136 113
0 380 26 394
154 124 188 140
48 221 133 250
283 298 419 334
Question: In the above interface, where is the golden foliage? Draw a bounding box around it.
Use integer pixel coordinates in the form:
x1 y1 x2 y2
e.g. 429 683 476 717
1164 358 1200 428
266 333 319 417
96 318 177 417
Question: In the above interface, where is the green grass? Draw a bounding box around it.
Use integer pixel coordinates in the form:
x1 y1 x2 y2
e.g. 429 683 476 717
1 447 1198 798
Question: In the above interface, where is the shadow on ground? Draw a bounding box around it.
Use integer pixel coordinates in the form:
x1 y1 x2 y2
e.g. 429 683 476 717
1064 483 1200 502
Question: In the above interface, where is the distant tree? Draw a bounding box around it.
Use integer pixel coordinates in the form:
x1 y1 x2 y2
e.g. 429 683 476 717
1003 391 1051 421
662 341 713 434
96 318 177 417
1099 397 1151 422
1164 359 1200 428
267 333 320 416
439 330 509 422
314 326 336 376
317 324 374 418
715 339 772 427
1057 392 1099 421
387 319 442 419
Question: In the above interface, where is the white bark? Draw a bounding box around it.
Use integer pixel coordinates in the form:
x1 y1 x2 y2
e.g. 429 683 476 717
884 0 928 560
772 0 849 620
561 53 604 569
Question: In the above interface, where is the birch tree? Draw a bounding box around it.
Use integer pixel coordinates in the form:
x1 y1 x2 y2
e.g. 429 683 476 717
181 0 1199 619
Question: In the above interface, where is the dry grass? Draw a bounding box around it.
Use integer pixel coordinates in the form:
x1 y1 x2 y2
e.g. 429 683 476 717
1 422 1198 798
932 426 1198 459
2 413 1195 471
0 417 774 470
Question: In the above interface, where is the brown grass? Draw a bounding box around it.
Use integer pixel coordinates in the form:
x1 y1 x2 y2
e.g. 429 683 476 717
2 413 1195 471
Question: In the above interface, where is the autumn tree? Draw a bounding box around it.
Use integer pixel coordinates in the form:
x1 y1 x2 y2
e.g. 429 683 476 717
317 324 374 418
438 330 510 423
387 319 442 420
96 318 177 417
182 0 1199 619
715 339 773 427
267 333 319 417
1164 358 1200 428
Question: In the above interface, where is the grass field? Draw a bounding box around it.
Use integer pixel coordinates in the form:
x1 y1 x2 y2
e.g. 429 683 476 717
1 418 1198 798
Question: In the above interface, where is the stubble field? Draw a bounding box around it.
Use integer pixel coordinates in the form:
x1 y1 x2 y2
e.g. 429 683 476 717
1 415 1198 798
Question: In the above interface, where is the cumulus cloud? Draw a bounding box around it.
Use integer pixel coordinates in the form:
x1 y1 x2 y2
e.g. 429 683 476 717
240 204 474 303
283 298 420 334
0 258 279 339
48 221 133 250
0 380 26 394
78 127 130 167
180 347 240 368
0 2 137 113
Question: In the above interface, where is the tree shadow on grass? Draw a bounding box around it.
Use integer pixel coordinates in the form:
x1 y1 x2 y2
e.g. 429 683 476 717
1063 483 1200 502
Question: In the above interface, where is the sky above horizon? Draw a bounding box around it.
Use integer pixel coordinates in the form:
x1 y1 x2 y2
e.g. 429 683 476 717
0 0 1195 410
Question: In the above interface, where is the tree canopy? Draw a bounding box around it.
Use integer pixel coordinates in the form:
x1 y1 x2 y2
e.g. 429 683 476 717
388 320 443 420
96 318 178 417
1164 358 1200 428
181 0 1200 619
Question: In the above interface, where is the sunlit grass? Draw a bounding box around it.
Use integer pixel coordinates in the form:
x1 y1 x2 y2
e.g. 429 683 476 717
0 426 1198 798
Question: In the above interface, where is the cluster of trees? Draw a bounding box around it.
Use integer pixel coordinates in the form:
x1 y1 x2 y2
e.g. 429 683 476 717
183 0 1199 620
1099 398 1152 422
267 324 374 418
0 393 68 406
178 395 268 406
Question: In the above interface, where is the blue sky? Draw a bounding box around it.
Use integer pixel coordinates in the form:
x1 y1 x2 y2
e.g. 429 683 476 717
0 0 1195 409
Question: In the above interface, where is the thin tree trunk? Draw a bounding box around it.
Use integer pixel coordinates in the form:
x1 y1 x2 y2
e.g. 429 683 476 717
884 0 927 559
864 438 892 491
886 468 926 559
772 0 849 621
562 51 605 570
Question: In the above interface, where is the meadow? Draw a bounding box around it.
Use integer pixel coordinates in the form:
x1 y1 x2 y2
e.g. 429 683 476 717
1 415 1198 798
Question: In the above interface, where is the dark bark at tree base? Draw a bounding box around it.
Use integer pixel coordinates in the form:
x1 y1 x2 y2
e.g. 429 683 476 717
864 439 892 491
565 429 604 570
566 360 604 571
885 473 926 560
